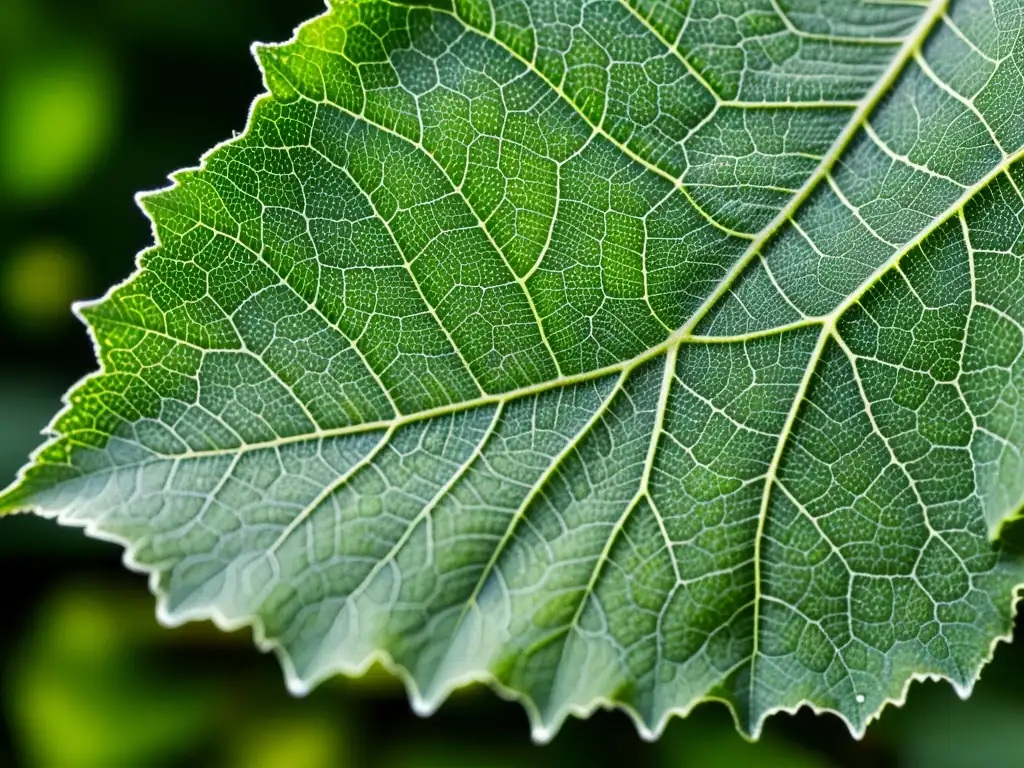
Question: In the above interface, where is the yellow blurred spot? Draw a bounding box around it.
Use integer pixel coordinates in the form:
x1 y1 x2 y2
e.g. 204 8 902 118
1 240 87 330
9 585 212 768
234 716 350 768
0 49 116 200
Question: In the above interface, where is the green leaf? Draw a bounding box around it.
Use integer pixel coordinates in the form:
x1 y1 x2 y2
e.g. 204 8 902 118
4 0 1024 742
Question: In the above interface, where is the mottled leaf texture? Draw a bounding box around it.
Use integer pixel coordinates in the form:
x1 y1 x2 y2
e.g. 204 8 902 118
5 0 1024 742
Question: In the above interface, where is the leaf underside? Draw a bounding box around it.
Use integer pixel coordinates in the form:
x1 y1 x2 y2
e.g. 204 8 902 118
4 0 1024 742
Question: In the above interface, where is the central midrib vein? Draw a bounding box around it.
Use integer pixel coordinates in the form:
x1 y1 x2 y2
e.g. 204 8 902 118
676 0 951 339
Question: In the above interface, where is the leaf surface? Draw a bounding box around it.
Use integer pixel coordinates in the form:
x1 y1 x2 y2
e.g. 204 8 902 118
4 0 1024 740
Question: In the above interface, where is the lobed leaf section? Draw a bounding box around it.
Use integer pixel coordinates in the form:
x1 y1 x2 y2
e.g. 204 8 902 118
4 0 1024 742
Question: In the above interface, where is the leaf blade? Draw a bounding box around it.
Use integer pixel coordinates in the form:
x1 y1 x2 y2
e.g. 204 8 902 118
4 0 1024 742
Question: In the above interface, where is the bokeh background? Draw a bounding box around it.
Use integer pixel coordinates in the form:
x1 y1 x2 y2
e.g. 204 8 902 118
1 1 1023 766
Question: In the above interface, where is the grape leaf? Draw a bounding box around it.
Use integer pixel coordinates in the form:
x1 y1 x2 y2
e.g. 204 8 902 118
4 0 1024 742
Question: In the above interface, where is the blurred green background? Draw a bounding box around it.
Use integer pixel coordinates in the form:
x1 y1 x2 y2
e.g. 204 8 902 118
2 1 1024 766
